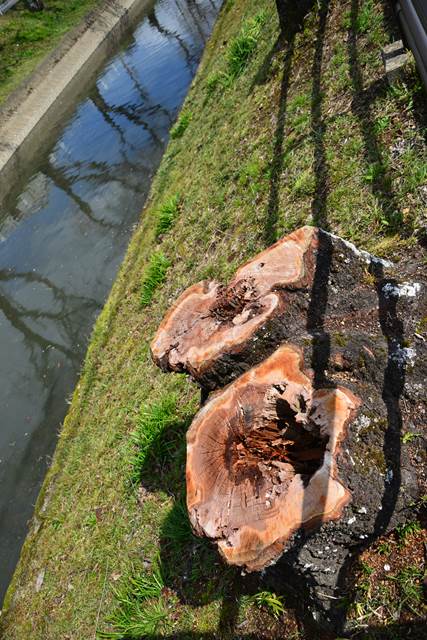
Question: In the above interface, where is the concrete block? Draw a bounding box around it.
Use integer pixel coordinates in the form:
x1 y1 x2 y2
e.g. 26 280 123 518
381 40 408 84
382 39 405 61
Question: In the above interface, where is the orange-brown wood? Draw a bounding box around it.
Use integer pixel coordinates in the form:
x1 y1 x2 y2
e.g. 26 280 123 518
151 226 318 383
186 344 360 571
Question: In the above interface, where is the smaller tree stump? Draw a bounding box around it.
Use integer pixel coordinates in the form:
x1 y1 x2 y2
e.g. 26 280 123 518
151 226 317 388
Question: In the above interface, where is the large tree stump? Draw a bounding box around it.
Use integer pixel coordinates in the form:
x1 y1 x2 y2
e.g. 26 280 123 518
150 226 426 629
187 344 360 571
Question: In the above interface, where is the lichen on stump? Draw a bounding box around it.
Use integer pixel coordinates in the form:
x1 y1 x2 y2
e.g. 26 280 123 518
186 344 360 571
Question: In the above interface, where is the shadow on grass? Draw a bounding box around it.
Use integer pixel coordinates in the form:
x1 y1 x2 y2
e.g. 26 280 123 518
123 2 419 637
138 619 427 639
347 0 403 232
263 0 316 245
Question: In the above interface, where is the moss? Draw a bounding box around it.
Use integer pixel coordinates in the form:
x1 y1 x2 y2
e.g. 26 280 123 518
334 332 349 348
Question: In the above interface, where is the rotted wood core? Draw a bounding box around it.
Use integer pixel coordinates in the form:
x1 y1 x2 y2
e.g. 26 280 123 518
210 278 260 322
186 345 360 571
226 391 327 486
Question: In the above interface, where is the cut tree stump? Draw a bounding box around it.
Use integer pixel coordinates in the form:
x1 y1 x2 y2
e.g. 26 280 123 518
151 226 317 389
150 226 426 630
186 344 361 571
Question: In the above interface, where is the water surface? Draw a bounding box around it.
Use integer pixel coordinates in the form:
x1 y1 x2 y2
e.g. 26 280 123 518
0 0 221 602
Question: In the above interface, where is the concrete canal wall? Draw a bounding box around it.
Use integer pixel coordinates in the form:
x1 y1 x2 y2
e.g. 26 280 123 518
0 0 153 204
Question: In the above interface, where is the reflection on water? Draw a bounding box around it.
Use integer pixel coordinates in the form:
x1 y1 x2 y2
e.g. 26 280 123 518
0 0 221 602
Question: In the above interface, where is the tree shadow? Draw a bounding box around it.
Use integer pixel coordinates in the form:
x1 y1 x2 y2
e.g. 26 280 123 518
264 0 317 245
347 0 403 232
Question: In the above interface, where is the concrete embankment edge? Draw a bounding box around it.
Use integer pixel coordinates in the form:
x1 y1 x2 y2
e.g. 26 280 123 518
0 0 152 204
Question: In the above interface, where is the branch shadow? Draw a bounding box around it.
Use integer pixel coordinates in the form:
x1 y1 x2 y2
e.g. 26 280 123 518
263 0 317 245
347 0 403 232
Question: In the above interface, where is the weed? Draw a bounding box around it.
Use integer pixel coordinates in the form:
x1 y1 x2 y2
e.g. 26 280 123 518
140 252 170 306
388 566 424 617
343 0 382 37
205 70 231 95
129 395 179 485
155 194 181 238
170 112 192 139
374 115 390 135
376 541 392 555
360 561 374 577
401 432 421 444
291 169 315 197
363 161 386 184
226 11 267 79
395 520 422 545
250 590 286 619
84 512 98 528
400 150 427 192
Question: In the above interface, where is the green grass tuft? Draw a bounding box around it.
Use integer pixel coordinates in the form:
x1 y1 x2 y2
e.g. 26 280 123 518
155 194 181 238
140 252 170 306
227 11 267 79
129 395 179 485
204 10 267 98
170 112 192 139
395 520 422 545
99 559 169 639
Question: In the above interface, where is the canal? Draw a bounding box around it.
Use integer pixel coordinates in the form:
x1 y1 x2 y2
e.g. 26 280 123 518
0 0 221 603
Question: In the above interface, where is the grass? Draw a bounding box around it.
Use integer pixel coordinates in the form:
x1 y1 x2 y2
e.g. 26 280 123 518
140 252 170 306
395 520 422 545
226 10 267 79
205 9 267 92
170 112 192 139
350 525 427 629
99 558 170 639
1 0 426 638
0 0 103 106
155 194 181 238
128 395 192 487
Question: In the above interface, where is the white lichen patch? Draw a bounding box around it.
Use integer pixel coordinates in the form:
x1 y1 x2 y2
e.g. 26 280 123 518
382 281 422 299
389 345 416 368
325 231 393 268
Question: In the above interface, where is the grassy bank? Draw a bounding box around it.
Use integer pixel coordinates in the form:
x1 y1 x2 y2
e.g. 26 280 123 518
1 0 426 638
0 0 103 106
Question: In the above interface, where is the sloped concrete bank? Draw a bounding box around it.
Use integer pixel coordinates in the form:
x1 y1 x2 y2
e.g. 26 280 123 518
0 0 153 205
